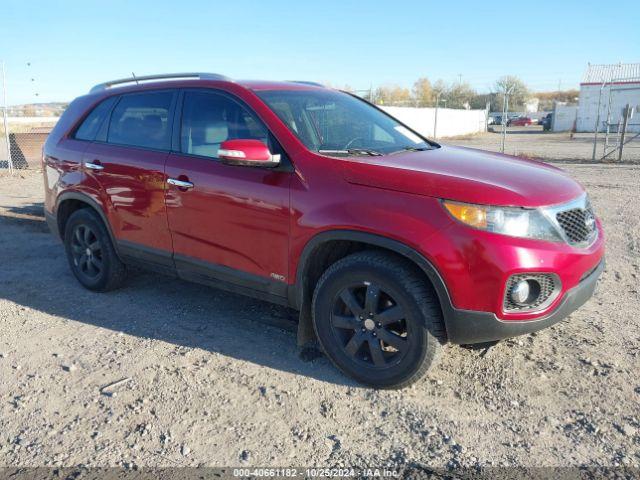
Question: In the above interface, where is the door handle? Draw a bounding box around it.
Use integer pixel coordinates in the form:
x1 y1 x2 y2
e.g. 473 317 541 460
167 178 194 189
84 161 104 171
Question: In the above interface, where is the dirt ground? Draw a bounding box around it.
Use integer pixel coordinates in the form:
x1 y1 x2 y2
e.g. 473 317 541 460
0 162 639 471
444 125 640 163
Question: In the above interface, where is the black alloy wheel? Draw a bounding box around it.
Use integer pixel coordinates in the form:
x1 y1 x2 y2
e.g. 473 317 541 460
312 251 445 388
70 224 103 280
331 282 410 368
63 208 127 292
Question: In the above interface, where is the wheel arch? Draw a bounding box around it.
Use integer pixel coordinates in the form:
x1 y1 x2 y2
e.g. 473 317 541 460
55 192 120 258
293 230 455 346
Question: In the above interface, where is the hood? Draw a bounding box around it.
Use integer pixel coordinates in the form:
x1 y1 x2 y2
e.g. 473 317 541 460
340 145 584 208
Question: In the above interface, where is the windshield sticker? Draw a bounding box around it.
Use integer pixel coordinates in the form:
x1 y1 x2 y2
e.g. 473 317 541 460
394 126 423 144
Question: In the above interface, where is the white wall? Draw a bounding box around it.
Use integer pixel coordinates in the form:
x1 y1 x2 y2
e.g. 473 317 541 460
5 108 490 141
6 116 60 124
552 104 578 132
577 83 640 133
381 106 487 138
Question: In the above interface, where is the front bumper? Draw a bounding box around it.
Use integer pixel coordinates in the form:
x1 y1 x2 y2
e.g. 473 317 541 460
445 258 604 344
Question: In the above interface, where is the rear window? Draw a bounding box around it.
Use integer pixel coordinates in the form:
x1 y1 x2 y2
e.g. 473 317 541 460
107 91 175 150
74 97 116 141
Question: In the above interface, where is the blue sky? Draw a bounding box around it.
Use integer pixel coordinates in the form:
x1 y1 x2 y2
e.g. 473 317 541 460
2 0 639 104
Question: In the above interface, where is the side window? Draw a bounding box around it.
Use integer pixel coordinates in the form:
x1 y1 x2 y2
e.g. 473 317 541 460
180 91 269 159
74 97 116 141
107 91 174 150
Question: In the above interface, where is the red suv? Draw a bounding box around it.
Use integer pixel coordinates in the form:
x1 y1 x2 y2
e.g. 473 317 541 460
507 116 533 126
43 73 604 388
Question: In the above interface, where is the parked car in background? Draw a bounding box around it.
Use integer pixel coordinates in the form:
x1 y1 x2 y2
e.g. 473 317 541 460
43 73 604 388
507 116 533 126
542 113 553 131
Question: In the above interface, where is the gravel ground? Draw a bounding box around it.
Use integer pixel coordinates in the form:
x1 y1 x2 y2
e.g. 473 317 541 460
445 126 640 163
0 164 639 471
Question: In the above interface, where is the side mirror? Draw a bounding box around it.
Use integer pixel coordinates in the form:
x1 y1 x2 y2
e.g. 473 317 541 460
218 139 280 168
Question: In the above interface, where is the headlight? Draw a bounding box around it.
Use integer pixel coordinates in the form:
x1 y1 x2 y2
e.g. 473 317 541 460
442 200 562 242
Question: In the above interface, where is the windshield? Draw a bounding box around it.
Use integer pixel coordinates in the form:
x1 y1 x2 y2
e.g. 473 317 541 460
256 89 434 156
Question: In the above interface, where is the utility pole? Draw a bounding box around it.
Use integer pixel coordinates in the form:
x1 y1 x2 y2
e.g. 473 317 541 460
501 86 514 153
433 93 440 139
485 100 491 132
592 83 605 161
1 61 13 172
618 104 631 162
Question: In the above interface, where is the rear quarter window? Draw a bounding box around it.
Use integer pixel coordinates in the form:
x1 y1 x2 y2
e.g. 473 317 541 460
73 97 117 141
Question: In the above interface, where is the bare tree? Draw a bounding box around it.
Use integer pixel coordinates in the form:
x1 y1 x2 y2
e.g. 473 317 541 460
493 76 530 111
432 79 448 105
412 77 433 107
373 85 412 106
446 82 476 109
426 79 477 109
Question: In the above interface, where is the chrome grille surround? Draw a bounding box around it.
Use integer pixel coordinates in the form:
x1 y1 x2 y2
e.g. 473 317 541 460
541 194 598 248
503 273 561 312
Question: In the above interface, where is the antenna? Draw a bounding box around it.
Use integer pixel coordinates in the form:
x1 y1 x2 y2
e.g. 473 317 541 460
131 72 139 85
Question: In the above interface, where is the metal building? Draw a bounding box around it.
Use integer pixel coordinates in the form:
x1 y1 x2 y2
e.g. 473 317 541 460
576 63 640 133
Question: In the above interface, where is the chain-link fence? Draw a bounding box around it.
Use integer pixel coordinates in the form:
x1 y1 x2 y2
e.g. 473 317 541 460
1 63 60 171
0 122 8 170
590 82 640 162
0 111 57 170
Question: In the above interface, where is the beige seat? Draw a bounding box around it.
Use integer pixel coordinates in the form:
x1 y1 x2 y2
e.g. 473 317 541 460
190 121 229 158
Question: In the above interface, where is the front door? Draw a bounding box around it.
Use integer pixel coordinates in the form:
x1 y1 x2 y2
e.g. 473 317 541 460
164 90 291 298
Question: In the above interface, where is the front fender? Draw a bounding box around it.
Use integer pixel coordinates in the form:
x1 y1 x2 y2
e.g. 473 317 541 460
293 229 457 346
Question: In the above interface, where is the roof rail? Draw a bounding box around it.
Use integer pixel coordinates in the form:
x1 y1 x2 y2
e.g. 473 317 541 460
289 80 325 87
89 72 230 94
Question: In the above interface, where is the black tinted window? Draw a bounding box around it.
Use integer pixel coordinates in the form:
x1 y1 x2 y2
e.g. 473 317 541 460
74 97 116 141
180 91 268 158
107 91 174 150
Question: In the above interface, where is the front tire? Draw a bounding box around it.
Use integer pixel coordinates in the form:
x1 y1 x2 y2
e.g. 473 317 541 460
312 251 445 388
63 208 127 292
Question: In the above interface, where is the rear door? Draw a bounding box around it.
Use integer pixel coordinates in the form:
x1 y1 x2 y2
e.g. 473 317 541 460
82 90 177 265
164 89 292 298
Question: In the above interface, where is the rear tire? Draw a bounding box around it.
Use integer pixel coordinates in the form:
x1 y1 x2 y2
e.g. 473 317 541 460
312 251 445 389
63 208 127 292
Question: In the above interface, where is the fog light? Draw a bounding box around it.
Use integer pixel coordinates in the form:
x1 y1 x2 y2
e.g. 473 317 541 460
510 280 531 305
504 273 560 312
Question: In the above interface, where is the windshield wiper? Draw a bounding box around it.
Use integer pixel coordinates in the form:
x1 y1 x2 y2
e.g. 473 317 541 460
318 148 384 157
389 146 431 155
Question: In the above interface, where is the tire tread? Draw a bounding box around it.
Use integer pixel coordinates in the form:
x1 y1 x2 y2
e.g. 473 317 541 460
312 250 446 388
64 208 127 292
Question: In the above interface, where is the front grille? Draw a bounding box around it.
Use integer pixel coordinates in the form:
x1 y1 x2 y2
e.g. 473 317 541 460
556 206 596 246
503 273 559 312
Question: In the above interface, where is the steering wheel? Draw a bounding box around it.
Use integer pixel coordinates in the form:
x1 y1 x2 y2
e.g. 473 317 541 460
344 137 365 149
